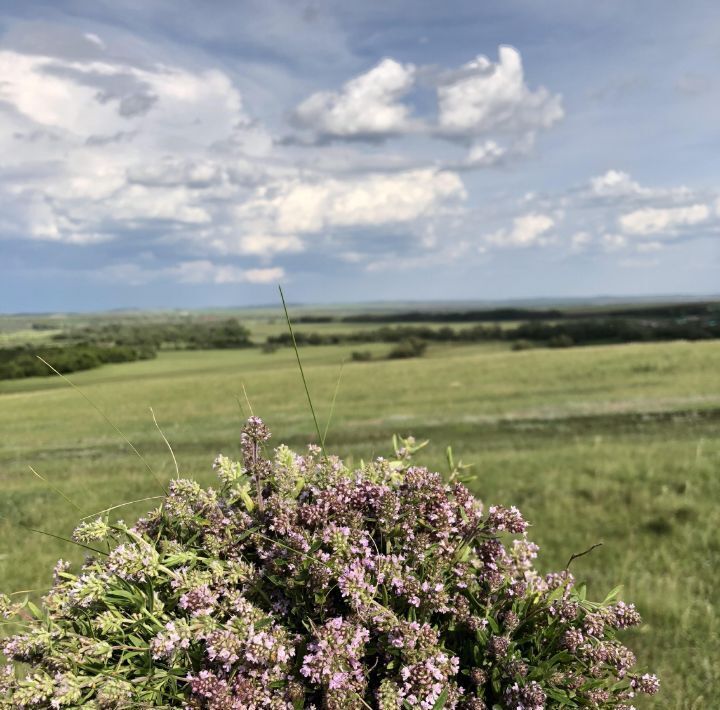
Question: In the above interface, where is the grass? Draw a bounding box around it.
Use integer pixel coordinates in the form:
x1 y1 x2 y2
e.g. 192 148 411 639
1 338 719 707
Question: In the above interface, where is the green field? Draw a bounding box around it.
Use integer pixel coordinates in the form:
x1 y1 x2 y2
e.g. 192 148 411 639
1 338 719 708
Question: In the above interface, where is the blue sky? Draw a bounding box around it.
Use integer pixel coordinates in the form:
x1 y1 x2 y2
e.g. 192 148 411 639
1 0 719 312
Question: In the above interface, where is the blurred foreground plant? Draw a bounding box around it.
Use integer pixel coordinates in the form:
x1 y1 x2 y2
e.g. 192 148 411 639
1 418 658 708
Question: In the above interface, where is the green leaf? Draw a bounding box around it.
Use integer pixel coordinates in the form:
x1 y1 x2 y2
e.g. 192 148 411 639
240 490 255 512
432 688 449 709
602 584 622 604
236 526 260 541
26 601 43 620
292 476 306 498
544 687 572 704
546 585 565 604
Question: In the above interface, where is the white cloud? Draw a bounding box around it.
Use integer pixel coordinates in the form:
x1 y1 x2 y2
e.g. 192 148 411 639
97 261 284 285
486 212 555 248
127 158 225 189
215 233 305 257
242 266 286 284
0 43 470 268
586 169 692 204
619 204 709 235
0 47 264 243
436 46 563 140
590 170 648 198
172 261 284 284
464 140 506 166
0 52 246 145
601 233 627 251
83 33 105 49
235 168 466 236
291 46 563 160
635 241 664 253
293 58 416 138
570 231 592 252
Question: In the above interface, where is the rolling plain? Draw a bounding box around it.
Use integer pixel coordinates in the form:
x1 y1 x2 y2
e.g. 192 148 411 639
1 325 719 708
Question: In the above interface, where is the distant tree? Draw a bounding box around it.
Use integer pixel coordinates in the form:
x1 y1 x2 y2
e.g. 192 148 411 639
350 350 373 362
548 334 574 348
387 338 427 359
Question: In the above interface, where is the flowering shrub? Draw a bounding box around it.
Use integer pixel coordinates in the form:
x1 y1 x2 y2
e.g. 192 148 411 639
1 417 658 708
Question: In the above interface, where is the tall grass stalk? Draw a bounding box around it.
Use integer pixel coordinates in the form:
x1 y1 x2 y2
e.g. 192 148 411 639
279 286 327 460
28 465 83 513
150 407 179 477
36 355 166 493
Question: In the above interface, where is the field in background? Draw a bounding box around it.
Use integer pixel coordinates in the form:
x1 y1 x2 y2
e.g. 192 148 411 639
1 330 719 707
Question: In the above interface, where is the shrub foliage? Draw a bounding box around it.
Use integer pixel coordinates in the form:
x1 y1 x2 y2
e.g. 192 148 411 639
0 319 252 381
1 419 658 708
0 345 155 381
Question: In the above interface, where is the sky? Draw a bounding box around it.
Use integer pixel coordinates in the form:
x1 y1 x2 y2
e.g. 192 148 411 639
0 1 719 312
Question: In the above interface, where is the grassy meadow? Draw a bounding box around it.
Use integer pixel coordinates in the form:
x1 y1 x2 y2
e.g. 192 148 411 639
1 332 719 707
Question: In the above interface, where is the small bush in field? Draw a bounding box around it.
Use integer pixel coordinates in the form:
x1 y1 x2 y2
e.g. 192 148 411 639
388 337 427 359
548 334 574 349
1 418 658 708
351 350 373 362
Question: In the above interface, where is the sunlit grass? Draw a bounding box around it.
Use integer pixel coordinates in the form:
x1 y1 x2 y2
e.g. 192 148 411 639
1 339 719 707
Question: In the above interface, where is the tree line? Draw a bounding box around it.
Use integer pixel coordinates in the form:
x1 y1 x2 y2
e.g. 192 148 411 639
0 344 156 380
266 317 720 350
52 318 253 350
0 318 252 381
3 311 719 381
294 301 720 324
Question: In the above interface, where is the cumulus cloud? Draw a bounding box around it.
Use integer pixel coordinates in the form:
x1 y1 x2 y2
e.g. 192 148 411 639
0 37 475 278
589 170 648 198
464 140 506 167
0 46 264 248
291 45 563 166
636 241 664 253
0 51 245 144
436 46 563 141
213 233 305 257
619 204 710 235
171 261 284 284
586 169 692 205
570 231 592 252
234 168 466 236
293 58 416 139
486 213 556 248
12 24 684 293
601 233 627 251
97 261 284 285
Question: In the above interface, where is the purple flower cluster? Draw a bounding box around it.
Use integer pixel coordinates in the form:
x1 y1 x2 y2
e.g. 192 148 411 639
1 418 658 709
301 616 369 701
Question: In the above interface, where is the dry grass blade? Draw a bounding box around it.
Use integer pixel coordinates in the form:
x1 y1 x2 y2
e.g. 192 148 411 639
35 355 167 493
322 360 345 447
241 382 255 416
0 514 107 556
28 465 83 513
150 407 179 478
79 496 165 521
278 286 327 460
